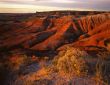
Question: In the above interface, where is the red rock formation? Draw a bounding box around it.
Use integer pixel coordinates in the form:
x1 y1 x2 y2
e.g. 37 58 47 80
0 12 110 53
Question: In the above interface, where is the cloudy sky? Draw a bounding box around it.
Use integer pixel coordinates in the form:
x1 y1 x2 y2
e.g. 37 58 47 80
0 0 110 13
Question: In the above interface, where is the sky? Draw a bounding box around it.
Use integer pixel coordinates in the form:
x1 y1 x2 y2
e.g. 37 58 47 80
0 0 110 13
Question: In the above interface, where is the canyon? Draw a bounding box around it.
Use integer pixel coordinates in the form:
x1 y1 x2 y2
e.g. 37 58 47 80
0 11 110 85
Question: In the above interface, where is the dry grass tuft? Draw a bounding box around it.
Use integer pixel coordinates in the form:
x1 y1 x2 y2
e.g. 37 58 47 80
48 46 90 76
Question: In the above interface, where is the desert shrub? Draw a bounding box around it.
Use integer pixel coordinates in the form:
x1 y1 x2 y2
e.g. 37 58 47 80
48 46 90 76
94 52 110 85
8 54 32 70
94 59 110 85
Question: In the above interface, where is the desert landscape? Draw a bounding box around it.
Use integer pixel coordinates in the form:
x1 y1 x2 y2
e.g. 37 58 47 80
0 11 110 85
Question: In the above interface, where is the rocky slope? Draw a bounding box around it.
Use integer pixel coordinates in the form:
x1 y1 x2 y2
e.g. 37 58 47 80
0 12 110 55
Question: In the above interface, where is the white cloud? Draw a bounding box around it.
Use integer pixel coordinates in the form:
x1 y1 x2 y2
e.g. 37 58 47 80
0 0 79 3
0 0 109 13
36 0 78 3
0 1 91 13
0 0 35 1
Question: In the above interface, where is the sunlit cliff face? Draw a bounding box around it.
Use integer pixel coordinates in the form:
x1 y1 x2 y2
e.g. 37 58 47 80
0 0 110 13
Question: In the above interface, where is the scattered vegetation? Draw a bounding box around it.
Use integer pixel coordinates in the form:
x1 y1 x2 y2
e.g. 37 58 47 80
93 52 110 85
1 47 110 85
94 60 108 85
46 46 110 84
8 54 32 70
0 53 33 85
48 46 90 76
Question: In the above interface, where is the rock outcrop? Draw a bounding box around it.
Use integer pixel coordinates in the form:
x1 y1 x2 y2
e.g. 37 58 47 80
0 12 110 54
